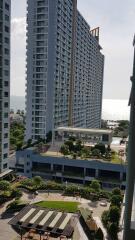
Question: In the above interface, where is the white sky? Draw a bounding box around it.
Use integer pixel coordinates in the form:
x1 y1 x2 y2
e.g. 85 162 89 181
11 0 135 99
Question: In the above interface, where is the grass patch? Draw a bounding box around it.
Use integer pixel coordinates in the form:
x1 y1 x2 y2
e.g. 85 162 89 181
35 201 79 213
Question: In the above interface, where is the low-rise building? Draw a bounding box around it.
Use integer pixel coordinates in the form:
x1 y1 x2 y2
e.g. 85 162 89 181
16 147 126 189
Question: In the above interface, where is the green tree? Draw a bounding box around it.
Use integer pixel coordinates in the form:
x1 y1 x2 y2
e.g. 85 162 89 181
90 180 101 192
111 195 123 207
0 180 10 193
95 144 106 154
11 189 22 199
92 148 101 157
75 139 82 152
60 145 69 156
21 178 33 188
16 142 23 150
109 206 120 223
65 140 74 152
101 210 109 227
33 176 43 188
108 223 118 240
112 188 121 196
68 136 76 142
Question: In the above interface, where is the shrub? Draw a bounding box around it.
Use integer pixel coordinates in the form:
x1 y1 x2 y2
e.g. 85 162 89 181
92 148 101 157
90 180 101 192
11 189 22 199
95 144 106 154
0 180 11 192
108 223 119 240
111 194 123 207
101 210 109 227
109 206 120 223
112 188 121 196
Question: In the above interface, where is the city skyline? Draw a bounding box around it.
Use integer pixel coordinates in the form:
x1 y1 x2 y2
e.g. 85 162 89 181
11 0 135 99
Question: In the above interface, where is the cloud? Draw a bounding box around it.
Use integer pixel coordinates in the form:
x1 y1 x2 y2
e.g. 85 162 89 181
11 17 26 40
11 17 26 96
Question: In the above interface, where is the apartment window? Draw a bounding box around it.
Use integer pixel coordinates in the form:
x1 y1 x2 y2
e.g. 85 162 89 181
4 143 8 149
5 59 9 65
5 37 9 44
4 102 8 107
4 92 8 97
4 133 8 138
3 153 8 159
5 48 9 55
4 123 8 128
4 70 9 76
4 112 8 118
4 81 8 87
3 163 7 169
5 26 9 32
5 3 9 11
5 14 9 21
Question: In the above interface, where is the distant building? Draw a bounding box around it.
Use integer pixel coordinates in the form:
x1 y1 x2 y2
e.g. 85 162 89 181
10 113 23 124
25 0 104 142
0 0 11 173
106 120 119 129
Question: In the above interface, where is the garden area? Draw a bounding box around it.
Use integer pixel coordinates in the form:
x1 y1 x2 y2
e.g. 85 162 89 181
0 176 124 240
60 137 122 164
35 201 79 213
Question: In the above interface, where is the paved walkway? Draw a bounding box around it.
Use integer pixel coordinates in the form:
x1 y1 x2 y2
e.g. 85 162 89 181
0 200 19 240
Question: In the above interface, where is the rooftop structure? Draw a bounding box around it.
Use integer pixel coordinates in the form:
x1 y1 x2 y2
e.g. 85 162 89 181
54 127 113 145
9 205 78 238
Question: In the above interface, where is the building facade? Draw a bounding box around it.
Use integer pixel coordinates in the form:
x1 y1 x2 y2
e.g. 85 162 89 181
0 0 10 172
16 149 126 189
25 0 104 141
124 37 135 240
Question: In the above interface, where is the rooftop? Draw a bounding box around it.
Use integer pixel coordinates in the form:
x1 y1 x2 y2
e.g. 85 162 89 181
0 169 13 179
9 205 79 238
55 127 112 135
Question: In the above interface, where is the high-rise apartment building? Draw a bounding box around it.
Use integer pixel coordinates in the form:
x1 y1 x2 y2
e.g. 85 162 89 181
26 0 104 141
0 0 10 172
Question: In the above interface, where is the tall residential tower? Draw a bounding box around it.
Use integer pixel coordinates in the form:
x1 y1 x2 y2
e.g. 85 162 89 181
0 0 10 172
26 0 104 141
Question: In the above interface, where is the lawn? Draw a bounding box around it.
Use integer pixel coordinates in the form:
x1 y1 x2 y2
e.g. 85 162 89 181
35 201 79 213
